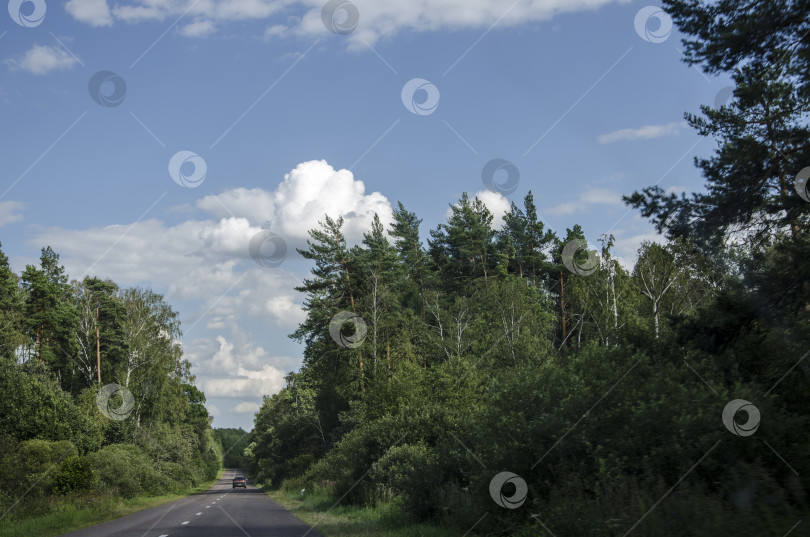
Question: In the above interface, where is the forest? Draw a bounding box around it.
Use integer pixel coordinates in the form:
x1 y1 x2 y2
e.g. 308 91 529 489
0 245 222 523
245 2 810 535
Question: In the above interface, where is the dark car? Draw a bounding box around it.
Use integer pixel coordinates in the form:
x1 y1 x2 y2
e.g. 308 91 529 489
232 476 246 488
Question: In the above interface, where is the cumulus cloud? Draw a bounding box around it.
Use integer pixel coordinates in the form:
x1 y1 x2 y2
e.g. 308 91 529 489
0 201 25 227
67 0 627 45
34 157 388 286
65 0 113 26
196 160 393 244
5 45 79 75
597 122 685 144
187 335 290 398
204 365 286 398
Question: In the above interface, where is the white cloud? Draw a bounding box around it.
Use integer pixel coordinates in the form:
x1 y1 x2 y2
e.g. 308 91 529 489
204 365 286 398
206 404 221 416
65 0 113 26
33 158 389 299
232 401 261 413
196 159 393 244
546 187 624 216
302 0 631 47
187 335 290 398
597 122 685 144
112 0 286 23
5 45 79 75
181 19 217 37
70 0 628 45
0 201 24 227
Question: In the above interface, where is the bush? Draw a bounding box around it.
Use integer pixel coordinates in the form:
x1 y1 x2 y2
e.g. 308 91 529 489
88 444 170 498
370 442 441 521
52 455 97 494
9 439 78 497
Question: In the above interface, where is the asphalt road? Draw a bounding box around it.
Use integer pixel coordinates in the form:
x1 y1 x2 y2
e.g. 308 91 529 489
58 469 323 537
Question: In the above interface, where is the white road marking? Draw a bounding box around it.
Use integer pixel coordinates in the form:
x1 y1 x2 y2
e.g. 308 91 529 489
196 512 202 515
181 521 190 525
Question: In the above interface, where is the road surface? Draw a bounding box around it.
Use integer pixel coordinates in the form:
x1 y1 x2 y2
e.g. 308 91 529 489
58 469 323 537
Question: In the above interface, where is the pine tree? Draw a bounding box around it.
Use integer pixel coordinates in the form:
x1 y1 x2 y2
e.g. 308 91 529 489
498 192 556 284
389 202 427 320
428 193 496 295
292 215 362 431
20 247 79 373
626 2 810 249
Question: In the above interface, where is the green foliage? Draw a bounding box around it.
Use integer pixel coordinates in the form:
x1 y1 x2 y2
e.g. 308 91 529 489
88 444 172 498
0 439 78 498
0 360 101 453
369 442 440 521
52 455 98 494
0 243 218 522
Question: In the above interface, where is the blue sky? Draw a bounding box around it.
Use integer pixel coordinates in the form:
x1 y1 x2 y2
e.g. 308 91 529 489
0 0 729 429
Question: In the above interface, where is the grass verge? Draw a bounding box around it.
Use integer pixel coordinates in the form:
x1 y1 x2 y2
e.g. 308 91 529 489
0 468 225 537
263 486 461 537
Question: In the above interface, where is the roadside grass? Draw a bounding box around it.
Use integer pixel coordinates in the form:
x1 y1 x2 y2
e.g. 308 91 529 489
0 468 224 537
263 486 461 537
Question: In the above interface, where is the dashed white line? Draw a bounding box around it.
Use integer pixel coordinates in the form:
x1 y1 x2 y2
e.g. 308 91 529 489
181 521 190 525
196 512 202 516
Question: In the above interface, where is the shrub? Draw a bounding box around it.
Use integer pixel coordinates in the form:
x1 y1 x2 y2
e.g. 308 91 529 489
52 455 97 494
370 442 441 520
8 439 78 497
88 444 169 498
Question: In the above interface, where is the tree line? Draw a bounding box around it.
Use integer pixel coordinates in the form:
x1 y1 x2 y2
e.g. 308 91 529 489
0 245 221 519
